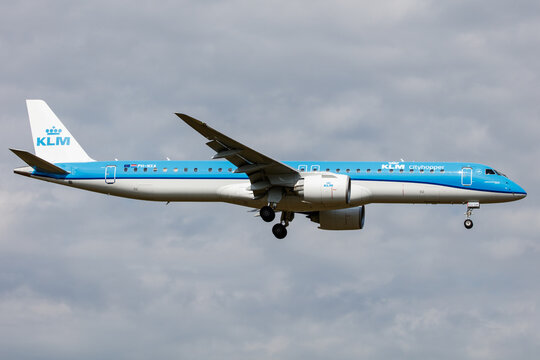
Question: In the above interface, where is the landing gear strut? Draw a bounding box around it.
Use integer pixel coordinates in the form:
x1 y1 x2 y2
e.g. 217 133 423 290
464 201 480 229
271 211 295 239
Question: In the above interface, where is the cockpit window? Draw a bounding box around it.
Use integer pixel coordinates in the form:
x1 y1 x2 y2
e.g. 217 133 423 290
494 169 507 178
486 168 508 177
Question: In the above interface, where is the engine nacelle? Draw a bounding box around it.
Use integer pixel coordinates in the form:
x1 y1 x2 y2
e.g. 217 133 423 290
309 206 365 230
294 173 351 205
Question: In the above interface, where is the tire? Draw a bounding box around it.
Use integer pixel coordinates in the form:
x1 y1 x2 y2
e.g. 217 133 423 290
260 206 275 222
464 219 473 229
272 223 287 239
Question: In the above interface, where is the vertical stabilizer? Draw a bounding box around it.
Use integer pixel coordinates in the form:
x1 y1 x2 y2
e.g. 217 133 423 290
26 100 94 163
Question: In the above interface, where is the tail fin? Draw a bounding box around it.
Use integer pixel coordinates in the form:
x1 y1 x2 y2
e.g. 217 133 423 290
26 100 94 163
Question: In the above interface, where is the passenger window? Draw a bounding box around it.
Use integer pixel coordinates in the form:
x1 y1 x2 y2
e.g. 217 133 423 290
326 168 330 172
399 169 404 173
134 167 138 172
144 168 148 172
356 169 360 173
420 169 424 173
346 169 350 173
184 168 188 172
173 168 178 172
389 169 394 173
377 169 381 173
163 168 167 172
440 169 444 173
194 168 198 172
430 169 434 173
218 168 222 172
367 169 371 173
336 169 340 173
208 168 212 172
410 169 414 172
228 168 232 172
124 168 127 172
153 167 157 172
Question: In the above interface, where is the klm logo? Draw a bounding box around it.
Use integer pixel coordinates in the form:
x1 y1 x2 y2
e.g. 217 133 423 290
381 162 405 170
36 126 70 146
323 181 334 188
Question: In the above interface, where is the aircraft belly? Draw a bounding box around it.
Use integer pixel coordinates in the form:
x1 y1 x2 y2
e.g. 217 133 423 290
403 183 440 202
64 178 243 201
33 176 515 207
359 180 514 204
118 179 243 201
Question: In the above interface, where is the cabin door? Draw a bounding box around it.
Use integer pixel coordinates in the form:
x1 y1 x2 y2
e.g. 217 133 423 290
105 165 116 184
461 167 472 186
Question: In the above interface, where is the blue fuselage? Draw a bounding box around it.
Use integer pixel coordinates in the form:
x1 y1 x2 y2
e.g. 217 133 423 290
27 160 526 203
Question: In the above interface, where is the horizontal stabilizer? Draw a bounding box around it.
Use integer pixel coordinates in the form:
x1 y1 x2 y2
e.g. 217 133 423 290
10 148 69 175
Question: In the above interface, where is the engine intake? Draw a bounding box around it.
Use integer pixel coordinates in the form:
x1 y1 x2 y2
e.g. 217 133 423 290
309 206 365 230
294 173 351 205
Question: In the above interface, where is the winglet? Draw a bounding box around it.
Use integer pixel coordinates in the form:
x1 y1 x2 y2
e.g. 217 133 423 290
10 148 69 175
176 113 210 133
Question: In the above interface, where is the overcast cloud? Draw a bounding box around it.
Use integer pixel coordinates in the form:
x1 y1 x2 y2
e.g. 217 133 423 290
1 1 539 359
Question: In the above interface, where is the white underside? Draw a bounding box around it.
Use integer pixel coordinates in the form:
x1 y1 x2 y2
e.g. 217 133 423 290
34 176 516 212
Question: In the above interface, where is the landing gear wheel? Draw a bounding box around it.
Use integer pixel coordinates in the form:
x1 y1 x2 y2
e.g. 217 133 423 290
260 206 275 222
272 223 287 239
464 219 473 229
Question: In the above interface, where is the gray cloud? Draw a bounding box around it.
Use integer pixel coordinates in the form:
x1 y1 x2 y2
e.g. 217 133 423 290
1 1 539 359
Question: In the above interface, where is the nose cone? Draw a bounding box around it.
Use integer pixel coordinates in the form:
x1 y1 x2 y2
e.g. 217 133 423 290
514 192 527 200
512 183 527 200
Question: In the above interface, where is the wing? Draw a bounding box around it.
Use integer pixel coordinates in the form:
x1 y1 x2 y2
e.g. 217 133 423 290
176 113 300 198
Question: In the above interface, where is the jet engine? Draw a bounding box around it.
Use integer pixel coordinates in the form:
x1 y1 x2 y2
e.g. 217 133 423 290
294 173 351 205
309 206 365 230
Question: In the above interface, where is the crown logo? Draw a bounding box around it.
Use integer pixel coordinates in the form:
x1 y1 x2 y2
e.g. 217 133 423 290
45 126 62 136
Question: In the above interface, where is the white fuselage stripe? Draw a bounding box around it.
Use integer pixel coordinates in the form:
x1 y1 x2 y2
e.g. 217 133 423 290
33 175 517 212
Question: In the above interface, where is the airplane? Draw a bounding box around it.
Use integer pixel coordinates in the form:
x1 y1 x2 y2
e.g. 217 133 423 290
11 100 527 239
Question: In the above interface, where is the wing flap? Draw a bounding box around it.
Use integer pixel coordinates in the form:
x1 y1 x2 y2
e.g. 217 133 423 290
212 148 243 159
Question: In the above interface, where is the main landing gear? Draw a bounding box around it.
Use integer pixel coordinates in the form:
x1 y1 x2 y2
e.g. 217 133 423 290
260 205 294 239
464 201 480 229
272 223 287 239
271 211 294 239
260 205 275 222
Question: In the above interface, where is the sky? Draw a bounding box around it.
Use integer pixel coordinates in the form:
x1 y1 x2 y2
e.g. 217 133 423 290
1 1 539 359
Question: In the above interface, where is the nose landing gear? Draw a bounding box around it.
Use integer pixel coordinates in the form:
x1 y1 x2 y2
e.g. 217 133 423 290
464 201 480 229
